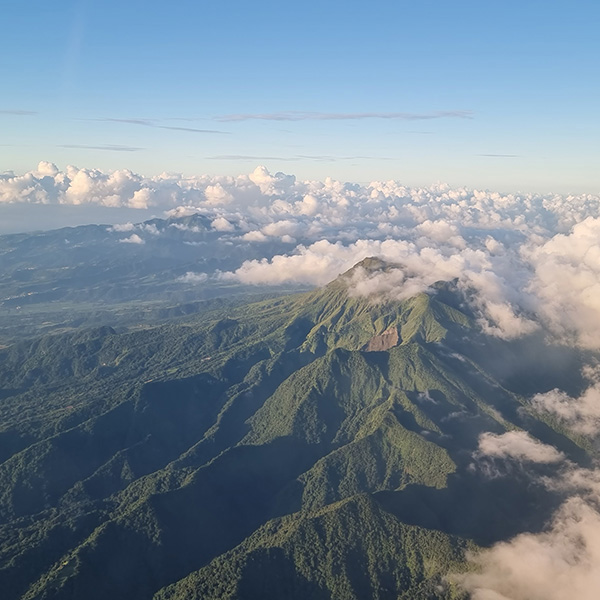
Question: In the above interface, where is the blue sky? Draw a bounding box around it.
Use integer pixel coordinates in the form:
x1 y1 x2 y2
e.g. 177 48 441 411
2 0 599 193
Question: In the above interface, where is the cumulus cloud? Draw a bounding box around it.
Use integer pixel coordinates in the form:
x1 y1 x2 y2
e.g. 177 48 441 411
248 165 296 194
109 222 135 232
530 368 600 437
204 183 233 205
415 219 465 248
459 496 600 600
525 217 600 348
458 421 600 600
141 223 159 235
227 238 537 339
241 230 268 243
211 217 235 232
119 233 144 244
261 219 300 238
36 161 59 177
454 424 600 598
177 272 208 283
110 222 158 236
164 206 200 218
476 431 565 464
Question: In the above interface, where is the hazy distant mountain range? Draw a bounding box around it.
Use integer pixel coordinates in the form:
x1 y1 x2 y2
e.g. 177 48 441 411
0 213 310 341
0 213 300 308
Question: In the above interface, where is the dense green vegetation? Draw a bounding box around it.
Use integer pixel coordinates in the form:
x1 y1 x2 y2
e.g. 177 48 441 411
156 495 473 600
0 259 593 599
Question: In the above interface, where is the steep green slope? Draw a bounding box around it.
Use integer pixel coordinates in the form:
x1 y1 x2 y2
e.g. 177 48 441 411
295 408 455 513
244 342 489 448
18 438 322 600
290 282 470 354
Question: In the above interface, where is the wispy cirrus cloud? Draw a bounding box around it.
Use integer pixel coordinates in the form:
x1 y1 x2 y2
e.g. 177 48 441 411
216 110 474 122
95 118 228 134
206 155 299 161
296 154 394 162
0 109 37 116
207 154 394 162
160 124 227 134
59 144 144 152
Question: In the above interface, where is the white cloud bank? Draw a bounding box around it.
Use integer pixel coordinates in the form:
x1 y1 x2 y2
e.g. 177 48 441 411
531 367 600 437
119 233 144 244
461 431 600 599
177 272 208 283
3 162 600 347
460 496 600 600
525 217 600 348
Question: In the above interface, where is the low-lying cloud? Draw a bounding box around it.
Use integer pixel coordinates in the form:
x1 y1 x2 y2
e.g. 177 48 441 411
118 233 144 244
477 431 565 464
461 431 600 599
525 217 600 348
530 368 600 436
460 496 600 600
177 272 208 283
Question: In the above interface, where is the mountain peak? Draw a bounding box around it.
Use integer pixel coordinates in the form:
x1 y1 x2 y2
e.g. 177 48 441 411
334 258 468 318
287 261 474 354
338 256 400 280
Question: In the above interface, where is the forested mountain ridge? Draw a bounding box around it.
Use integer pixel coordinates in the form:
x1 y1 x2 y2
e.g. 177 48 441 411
0 259 592 599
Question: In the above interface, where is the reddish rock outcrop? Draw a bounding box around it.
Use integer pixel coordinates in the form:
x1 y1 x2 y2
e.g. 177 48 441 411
364 327 400 352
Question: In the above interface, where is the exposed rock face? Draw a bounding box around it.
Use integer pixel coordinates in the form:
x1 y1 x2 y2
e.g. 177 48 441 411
363 327 400 352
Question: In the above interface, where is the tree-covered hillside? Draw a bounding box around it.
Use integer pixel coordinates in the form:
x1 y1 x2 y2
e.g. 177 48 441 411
0 260 592 599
